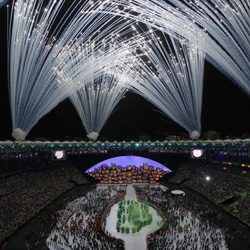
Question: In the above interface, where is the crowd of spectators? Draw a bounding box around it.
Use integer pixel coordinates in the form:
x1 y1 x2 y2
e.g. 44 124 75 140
88 164 167 184
0 151 54 177
46 185 126 250
0 166 87 244
1 157 249 249
169 163 250 226
26 183 249 250
135 185 228 249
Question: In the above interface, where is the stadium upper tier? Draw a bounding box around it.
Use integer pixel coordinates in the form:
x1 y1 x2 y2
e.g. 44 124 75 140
0 139 249 153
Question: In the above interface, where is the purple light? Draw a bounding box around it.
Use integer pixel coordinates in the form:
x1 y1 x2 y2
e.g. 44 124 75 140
85 155 172 173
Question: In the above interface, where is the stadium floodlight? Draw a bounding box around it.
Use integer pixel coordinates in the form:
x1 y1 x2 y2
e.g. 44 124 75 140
192 149 203 158
205 176 211 181
52 150 66 160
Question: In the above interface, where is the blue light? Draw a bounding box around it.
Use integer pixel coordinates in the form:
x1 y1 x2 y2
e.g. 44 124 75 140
85 155 172 173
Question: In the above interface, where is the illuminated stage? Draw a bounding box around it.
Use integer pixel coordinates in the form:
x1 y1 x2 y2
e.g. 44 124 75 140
85 155 172 173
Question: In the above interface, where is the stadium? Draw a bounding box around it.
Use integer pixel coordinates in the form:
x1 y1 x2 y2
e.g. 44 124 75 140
0 140 249 249
0 0 249 249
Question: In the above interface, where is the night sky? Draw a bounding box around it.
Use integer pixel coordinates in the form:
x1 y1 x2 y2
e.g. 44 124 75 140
0 2 249 141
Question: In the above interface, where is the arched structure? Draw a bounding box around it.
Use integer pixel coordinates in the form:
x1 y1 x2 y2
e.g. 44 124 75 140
85 155 172 173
